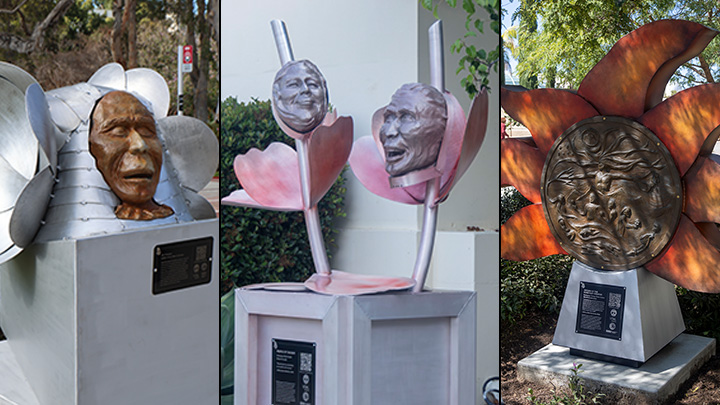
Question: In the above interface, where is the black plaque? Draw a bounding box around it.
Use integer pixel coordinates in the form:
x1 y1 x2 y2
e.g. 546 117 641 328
272 339 316 405
575 281 625 340
152 236 213 295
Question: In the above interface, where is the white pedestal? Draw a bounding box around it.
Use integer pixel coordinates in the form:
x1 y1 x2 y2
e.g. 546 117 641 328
0 220 219 405
236 289 477 405
553 262 685 365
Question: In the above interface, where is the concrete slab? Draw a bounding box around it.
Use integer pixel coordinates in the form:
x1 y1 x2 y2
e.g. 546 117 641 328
517 334 715 403
0 341 39 405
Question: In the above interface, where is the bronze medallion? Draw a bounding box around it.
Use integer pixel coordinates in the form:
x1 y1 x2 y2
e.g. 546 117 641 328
541 116 682 270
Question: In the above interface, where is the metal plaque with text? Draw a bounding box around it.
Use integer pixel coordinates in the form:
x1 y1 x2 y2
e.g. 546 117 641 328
152 236 213 294
575 281 625 340
272 339 316 405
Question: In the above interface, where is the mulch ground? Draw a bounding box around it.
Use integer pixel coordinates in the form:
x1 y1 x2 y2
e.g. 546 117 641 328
501 309 720 404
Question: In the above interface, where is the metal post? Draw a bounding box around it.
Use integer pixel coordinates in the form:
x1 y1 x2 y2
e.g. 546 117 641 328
177 45 184 116
411 20 444 292
271 20 331 275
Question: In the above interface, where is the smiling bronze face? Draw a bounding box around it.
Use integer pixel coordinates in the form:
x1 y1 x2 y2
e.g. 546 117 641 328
272 60 328 133
380 83 447 177
89 91 173 220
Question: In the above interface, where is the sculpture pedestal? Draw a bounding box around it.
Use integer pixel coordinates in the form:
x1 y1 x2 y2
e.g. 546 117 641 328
0 220 219 405
235 289 477 405
553 262 685 366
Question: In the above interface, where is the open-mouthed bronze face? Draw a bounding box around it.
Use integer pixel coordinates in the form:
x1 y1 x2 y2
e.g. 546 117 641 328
89 91 173 220
380 83 447 177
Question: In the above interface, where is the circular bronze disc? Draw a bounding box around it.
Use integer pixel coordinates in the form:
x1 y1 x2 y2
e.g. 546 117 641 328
541 116 682 270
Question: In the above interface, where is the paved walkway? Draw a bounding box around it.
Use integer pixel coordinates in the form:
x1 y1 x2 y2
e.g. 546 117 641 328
199 177 219 217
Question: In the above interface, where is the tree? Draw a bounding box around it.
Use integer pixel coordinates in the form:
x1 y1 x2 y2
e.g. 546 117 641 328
0 0 74 54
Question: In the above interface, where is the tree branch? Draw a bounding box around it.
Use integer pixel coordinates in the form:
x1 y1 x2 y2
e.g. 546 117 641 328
0 0 29 14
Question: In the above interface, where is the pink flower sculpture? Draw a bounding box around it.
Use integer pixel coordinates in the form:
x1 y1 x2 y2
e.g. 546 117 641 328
221 111 353 211
350 88 488 205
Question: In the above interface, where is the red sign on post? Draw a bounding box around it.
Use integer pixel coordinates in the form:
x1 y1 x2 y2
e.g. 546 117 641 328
182 45 193 72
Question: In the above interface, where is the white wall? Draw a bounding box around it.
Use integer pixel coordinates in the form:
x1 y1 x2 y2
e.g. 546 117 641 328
222 0 499 398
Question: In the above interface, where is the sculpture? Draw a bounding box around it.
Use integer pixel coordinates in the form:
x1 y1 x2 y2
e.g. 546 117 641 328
349 20 488 292
89 91 173 220
0 62 218 263
501 19 720 292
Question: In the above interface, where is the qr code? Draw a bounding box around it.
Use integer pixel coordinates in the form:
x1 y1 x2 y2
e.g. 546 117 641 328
608 292 622 309
300 352 312 372
196 245 207 261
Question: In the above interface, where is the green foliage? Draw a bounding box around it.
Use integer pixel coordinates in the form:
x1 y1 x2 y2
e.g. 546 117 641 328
528 363 605 405
220 288 234 403
676 287 720 340
511 0 720 89
500 188 574 323
220 97 346 293
421 0 501 97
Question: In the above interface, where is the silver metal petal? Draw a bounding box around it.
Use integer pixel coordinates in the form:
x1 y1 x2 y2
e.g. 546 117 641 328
0 62 38 94
9 166 55 248
46 83 106 122
46 94 81 133
26 83 60 173
181 187 217 220
87 62 126 89
158 116 218 192
126 68 170 119
0 77 38 179
0 154 29 213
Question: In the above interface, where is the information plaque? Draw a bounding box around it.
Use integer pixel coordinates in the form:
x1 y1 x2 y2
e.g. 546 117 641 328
575 281 625 340
152 236 213 295
272 339 316 405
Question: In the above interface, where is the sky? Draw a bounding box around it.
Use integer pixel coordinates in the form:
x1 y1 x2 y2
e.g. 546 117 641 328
502 0 520 83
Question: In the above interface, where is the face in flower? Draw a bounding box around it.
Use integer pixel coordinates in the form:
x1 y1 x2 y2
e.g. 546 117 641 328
90 91 172 220
272 60 328 133
379 83 447 177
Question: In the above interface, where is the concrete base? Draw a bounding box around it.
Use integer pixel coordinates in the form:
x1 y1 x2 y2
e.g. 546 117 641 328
0 342 38 405
518 333 716 403
0 220 219 405
236 289 477 405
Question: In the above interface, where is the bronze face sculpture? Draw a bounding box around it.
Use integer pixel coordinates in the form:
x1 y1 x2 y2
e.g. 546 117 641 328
272 59 328 133
379 83 447 177
89 91 173 220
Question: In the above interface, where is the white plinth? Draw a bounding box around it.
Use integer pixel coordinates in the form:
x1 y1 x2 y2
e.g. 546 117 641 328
235 289 477 405
0 220 219 405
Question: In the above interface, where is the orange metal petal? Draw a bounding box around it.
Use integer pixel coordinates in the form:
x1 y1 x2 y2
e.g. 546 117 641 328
694 222 720 251
501 203 567 261
578 20 717 118
646 215 720 293
500 138 544 204
501 87 598 155
639 83 720 175
684 156 720 223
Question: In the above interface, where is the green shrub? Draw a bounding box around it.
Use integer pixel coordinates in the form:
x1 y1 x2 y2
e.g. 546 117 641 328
220 97 346 293
676 287 720 340
528 363 604 405
500 188 574 323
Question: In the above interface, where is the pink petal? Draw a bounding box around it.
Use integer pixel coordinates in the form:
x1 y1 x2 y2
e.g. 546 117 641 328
439 88 488 199
233 142 304 209
308 116 354 206
221 189 301 211
348 136 423 205
304 270 415 295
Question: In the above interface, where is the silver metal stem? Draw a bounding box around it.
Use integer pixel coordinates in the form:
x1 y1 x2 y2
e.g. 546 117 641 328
411 20 445 292
271 20 294 66
428 20 445 93
271 20 330 275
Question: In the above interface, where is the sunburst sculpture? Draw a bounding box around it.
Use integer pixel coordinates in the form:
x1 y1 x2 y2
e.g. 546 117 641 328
501 19 720 293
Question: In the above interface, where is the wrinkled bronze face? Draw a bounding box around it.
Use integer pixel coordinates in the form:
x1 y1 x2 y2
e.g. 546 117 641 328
272 60 328 133
541 116 682 270
380 83 447 177
89 91 173 220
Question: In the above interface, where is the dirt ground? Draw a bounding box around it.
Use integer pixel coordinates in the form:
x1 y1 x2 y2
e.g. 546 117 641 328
501 309 720 404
